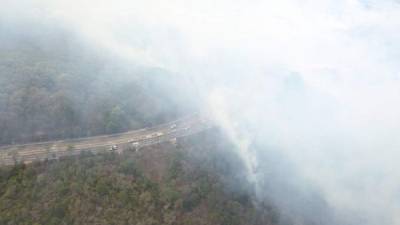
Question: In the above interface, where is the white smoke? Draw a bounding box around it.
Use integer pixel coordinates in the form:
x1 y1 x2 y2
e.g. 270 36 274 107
3 0 400 224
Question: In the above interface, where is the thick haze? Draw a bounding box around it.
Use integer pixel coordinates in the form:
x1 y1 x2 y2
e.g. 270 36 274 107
2 0 400 224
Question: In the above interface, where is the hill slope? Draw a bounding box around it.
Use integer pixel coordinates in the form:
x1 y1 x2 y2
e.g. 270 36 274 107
0 130 279 225
0 23 195 145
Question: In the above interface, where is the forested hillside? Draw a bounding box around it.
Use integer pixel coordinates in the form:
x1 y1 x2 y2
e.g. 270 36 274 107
0 24 194 145
0 130 279 225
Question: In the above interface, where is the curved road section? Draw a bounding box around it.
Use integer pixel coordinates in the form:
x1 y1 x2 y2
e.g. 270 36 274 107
0 114 214 166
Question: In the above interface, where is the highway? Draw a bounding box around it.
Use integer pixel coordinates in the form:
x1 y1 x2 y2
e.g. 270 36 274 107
0 114 214 166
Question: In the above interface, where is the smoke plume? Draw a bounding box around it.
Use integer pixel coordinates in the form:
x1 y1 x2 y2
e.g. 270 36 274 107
2 0 400 224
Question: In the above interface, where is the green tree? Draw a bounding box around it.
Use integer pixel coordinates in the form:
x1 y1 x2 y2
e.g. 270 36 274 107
104 106 127 133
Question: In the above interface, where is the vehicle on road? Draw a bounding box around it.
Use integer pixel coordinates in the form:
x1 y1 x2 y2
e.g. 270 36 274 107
145 132 164 138
131 142 140 152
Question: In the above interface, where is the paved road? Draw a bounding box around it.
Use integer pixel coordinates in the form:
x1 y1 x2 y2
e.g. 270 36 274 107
0 114 214 166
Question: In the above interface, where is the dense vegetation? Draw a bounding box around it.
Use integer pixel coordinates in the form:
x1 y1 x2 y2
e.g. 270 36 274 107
0 24 194 145
0 131 279 225
0 22 281 225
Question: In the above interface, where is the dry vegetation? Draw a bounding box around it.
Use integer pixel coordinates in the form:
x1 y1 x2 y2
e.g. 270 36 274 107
0 130 279 225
